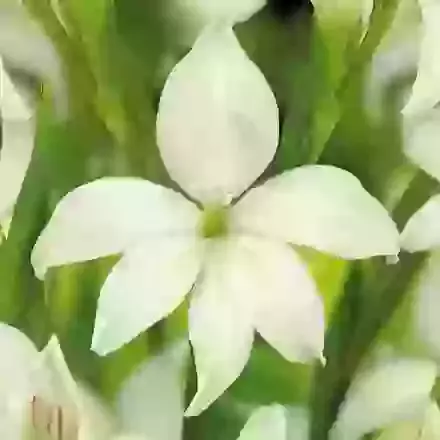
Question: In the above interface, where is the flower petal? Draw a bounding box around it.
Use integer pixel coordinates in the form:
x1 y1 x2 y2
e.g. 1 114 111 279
34 337 79 411
91 237 201 356
403 108 440 182
332 358 437 440
173 0 266 29
32 178 199 279
0 120 35 223
186 239 255 416
157 27 279 204
0 324 39 440
249 240 324 363
237 405 287 440
232 165 399 259
0 2 66 116
414 251 440 357
401 195 440 252
402 1 440 115
117 341 188 440
1 58 32 119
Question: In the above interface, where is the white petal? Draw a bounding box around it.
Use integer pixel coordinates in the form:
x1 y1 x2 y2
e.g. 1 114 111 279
249 240 324 363
157 27 279 204
92 237 201 356
0 58 32 119
403 108 440 182
332 358 437 440
32 178 199 279
413 251 440 357
403 1 440 115
0 2 66 116
173 0 265 28
401 194 440 252
117 341 188 440
0 119 35 222
232 165 399 259
34 337 80 411
285 406 310 440
186 239 255 416
421 403 440 440
0 324 39 440
237 405 287 440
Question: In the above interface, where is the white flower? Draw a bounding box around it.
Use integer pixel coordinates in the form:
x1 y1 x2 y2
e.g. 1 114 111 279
0 0 66 115
0 57 35 236
32 26 399 416
400 108 440 357
402 0 440 115
332 358 438 440
0 323 115 440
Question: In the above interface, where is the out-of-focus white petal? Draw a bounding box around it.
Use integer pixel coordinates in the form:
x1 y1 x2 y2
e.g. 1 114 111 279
232 165 399 259
248 239 324 363
186 239 255 416
401 195 440 252
414 252 440 357
173 0 265 28
0 1 66 115
332 358 437 440
117 341 188 440
403 1 440 115
311 0 373 33
1 58 32 119
403 108 440 182
0 120 35 222
0 324 39 440
237 405 287 440
32 178 200 279
377 403 440 440
157 27 279 204
285 407 310 440
91 237 201 356
35 337 79 410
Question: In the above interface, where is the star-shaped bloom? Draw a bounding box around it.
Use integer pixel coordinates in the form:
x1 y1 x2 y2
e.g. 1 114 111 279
402 0 440 115
400 108 440 357
32 27 399 416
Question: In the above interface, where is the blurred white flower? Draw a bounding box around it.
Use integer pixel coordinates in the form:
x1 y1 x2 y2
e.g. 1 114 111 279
0 323 114 440
332 358 438 440
400 108 440 357
0 0 66 115
0 58 35 237
32 27 399 416
402 0 440 115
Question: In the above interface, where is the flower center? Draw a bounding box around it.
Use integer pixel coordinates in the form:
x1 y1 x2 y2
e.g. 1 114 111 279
200 205 229 238
27 396 78 440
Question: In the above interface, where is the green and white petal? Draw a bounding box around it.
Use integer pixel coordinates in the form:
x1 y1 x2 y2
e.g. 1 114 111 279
402 0 440 115
117 341 188 440
237 405 288 440
92 237 201 356
246 238 324 363
32 178 200 279
414 252 440 358
401 195 440 252
332 358 437 440
157 27 278 204
232 165 399 259
403 107 440 183
0 324 40 440
186 239 255 416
